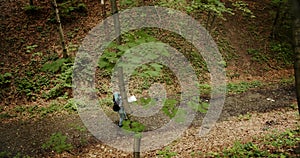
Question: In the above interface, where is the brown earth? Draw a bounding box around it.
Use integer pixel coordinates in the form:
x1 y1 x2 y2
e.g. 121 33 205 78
0 0 299 157
0 83 298 157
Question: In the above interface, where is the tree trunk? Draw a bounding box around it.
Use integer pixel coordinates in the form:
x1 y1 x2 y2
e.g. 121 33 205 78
291 0 300 114
110 0 121 44
53 0 68 58
271 2 282 39
133 134 141 158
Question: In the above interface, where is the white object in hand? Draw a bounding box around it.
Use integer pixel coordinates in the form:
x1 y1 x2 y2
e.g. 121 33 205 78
128 95 137 103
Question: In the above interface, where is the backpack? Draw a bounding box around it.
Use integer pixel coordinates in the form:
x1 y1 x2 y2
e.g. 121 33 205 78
113 94 121 112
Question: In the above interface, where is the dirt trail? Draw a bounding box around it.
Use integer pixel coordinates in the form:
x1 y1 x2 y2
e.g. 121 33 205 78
0 83 298 157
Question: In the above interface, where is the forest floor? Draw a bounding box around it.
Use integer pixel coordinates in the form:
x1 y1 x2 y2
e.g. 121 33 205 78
0 83 299 157
0 0 300 157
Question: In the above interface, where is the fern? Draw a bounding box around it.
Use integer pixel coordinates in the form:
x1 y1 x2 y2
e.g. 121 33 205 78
42 58 70 73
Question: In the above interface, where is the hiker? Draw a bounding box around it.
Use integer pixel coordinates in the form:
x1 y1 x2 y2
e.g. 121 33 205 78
113 92 127 127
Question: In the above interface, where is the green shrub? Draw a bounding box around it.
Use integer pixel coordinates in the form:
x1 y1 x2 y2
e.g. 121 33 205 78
270 42 294 66
122 120 145 133
43 61 73 99
157 146 177 158
23 5 42 14
42 58 71 73
42 132 73 153
162 99 178 118
0 72 12 86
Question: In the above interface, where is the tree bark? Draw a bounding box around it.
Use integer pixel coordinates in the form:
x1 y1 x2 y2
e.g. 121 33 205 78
271 2 282 38
53 0 68 58
110 0 122 44
291 0 300 114
133 134 141 158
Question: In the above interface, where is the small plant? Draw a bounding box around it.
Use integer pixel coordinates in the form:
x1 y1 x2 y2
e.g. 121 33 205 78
247 48 269 64
57 0 87 20
238 112 252 121
42 132 73 153
264 128 300 149
25 44 38 53
23 5 42 14
0 113 15 119
162 99 178 118
227 81 262 93
198 83 211 95
40 101 62 116
211 127 300 157
136 97 156 109
0 72 12 86
222 142 269 157
41 58 71 73
157 146 177 158
64 99 77 112
188 101 210 113
15 74 50 100
43 60 73 99
232 1 255 18
122 120 145 133
270 42 294 66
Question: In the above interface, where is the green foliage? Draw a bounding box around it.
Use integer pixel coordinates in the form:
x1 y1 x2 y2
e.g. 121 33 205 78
135 97 157 109
270 42 294 66
232 1 255 18
42 58 70 73
188 101 209 113
43 61 73 99
158 0 188 11
42 132 73 153
64 99 77 112
222 142 270 157
157 146 177 158
98 31 164 75
227 81 262 93
120 0 138 7
25 44 38 53
198 83 211 95
162 99 178 118
0 72 12 86
186 0 233 18
0 151 31 158
16 74 50 100
10 101 75 119
271 0 288 6
210 127 300 157
122 120 145 133
237 112 252 121
247 48 269 64
58 0 87 18
0 112 15 119
23 5 42 14
47 0 87 23
39 101 62 116
264 128 300 149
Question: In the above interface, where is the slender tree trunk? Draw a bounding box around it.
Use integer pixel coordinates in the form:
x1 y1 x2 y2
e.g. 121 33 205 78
53 0 68 58
271 2 282 38
110 0 121 44
291 0 300 114
133 134 141 158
